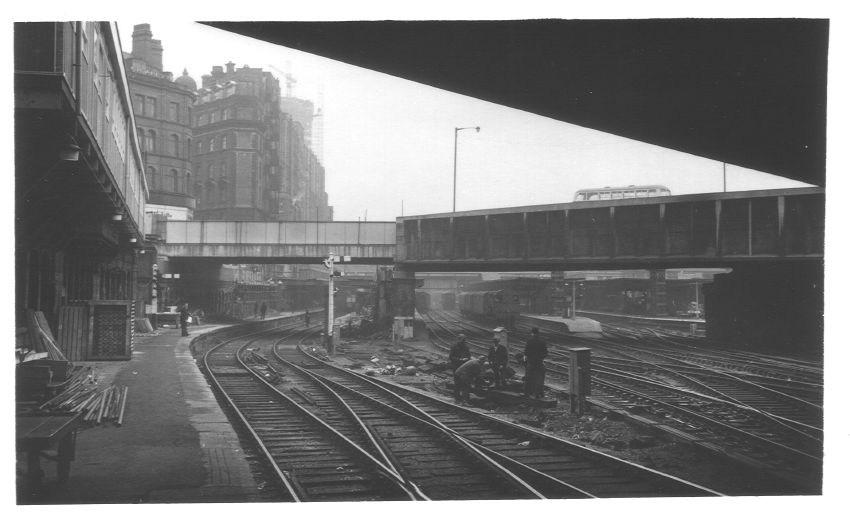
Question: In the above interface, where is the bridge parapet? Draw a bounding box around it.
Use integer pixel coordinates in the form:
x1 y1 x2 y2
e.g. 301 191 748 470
160 220 396 264
395 188 824 271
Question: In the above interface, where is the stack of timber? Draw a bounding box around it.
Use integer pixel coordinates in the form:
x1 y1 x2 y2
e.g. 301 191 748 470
38 375 129 427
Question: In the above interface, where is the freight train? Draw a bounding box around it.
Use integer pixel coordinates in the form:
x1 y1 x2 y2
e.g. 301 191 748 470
457 290 519 329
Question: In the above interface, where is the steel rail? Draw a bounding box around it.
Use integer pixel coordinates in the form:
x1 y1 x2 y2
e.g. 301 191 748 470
292 341 719 498
203 326 417 502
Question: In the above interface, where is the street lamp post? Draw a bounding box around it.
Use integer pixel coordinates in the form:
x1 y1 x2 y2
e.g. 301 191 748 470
453 126 480 212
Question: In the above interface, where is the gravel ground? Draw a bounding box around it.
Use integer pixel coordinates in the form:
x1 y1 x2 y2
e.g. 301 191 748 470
334 335 807 496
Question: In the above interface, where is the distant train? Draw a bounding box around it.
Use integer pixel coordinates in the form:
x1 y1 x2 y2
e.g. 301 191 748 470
457 290 519 329
574 185 672 201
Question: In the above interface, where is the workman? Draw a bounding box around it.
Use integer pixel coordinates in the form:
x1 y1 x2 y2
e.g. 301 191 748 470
179 303 191 337
305 310 311 327
449 334 471 371
488 338 509 387
454 356 486 403
523 327 548 398
260 301 267 320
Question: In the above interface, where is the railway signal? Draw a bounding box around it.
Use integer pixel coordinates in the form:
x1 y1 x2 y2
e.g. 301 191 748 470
323 252 350 354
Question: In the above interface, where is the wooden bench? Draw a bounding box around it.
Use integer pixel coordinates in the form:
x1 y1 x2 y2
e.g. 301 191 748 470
17 412 83 489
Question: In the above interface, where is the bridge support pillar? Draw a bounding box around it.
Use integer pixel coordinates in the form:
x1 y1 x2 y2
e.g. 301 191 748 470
649 269 668 316
389 269 417 320
704 261 823 359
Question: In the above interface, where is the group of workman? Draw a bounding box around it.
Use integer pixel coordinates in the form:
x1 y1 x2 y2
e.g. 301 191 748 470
448 327 548 403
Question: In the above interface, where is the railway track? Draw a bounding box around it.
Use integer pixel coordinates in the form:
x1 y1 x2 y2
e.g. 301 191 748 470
202 324 418 502
265 335 556 500
419 310 822 490
273 336 720 498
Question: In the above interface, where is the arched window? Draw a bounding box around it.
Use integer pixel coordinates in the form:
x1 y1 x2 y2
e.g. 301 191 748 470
206 180 217 205
222 135 228 149
146 130 156 152
186 138 191 159
185 171 191 195
219 179 228 203
208 138 214 152
137 127 145 151
170 169 179 192
146 166 157 189
169 134 179 157
250 133 258 149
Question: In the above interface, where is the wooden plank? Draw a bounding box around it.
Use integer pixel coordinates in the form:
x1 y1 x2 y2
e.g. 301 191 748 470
57 305 89 361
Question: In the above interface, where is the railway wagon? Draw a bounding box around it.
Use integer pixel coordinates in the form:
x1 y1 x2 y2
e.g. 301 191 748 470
415 291 431 313
458 290 519 329
440 291 456 310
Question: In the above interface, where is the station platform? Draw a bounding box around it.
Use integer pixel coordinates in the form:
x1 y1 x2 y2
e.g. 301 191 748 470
17 322 264 504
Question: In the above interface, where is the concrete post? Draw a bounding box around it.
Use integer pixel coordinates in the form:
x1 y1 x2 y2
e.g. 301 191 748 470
569 347 592 416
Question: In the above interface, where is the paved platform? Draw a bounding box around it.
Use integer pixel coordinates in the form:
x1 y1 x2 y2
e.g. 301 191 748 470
18 323 263 504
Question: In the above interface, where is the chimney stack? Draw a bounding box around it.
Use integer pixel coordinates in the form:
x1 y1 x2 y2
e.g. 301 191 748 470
150 38 164 71
131 24 153 63
226 61 235 73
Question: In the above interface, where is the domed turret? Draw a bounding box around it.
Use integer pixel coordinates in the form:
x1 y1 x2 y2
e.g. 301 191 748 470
175 68 197 91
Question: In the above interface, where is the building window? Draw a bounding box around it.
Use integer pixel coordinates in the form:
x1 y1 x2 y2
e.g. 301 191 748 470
170 169 179 192
221 135 228 149
169 134 179 157
145 130 156 153
137 127 145 150
197 140 203 154
251 134 258 149
222 108 229 120
134 94 145 114
210 111 218 123
168 101 179 122
209 138 214 152
145 96 157 117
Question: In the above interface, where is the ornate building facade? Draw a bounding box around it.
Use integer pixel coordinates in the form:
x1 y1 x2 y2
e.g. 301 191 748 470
124 24 196 223
192 62 281 220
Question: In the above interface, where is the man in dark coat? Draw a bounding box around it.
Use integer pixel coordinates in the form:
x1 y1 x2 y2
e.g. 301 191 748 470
523 327 547 398
488 338 509 387
260 302 267 320
454 356 486 403
179 303 191 337
449 334 471 371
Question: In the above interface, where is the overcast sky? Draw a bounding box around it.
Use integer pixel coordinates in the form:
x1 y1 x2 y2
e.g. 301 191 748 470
116 21 811 222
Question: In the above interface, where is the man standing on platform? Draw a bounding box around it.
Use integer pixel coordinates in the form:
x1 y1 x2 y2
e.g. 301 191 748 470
523 327 547 398
260 302 267 320
179 303 190 337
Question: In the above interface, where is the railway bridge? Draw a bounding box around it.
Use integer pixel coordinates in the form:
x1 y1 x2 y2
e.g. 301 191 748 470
159 187 824 353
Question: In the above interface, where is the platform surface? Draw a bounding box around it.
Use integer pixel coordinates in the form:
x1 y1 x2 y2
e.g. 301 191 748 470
522 314 604 333
17 324 263 504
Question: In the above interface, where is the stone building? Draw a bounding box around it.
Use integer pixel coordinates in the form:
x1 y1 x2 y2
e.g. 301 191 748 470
192 62 281 220
124 24 196 224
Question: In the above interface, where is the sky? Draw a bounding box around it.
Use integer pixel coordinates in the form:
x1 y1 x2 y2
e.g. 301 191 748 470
115 21 812 222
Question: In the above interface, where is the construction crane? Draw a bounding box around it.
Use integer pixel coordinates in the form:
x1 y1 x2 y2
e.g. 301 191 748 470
267 63 297 97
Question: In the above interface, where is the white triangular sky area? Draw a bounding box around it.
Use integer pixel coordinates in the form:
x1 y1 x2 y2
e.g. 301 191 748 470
119 21 812 222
